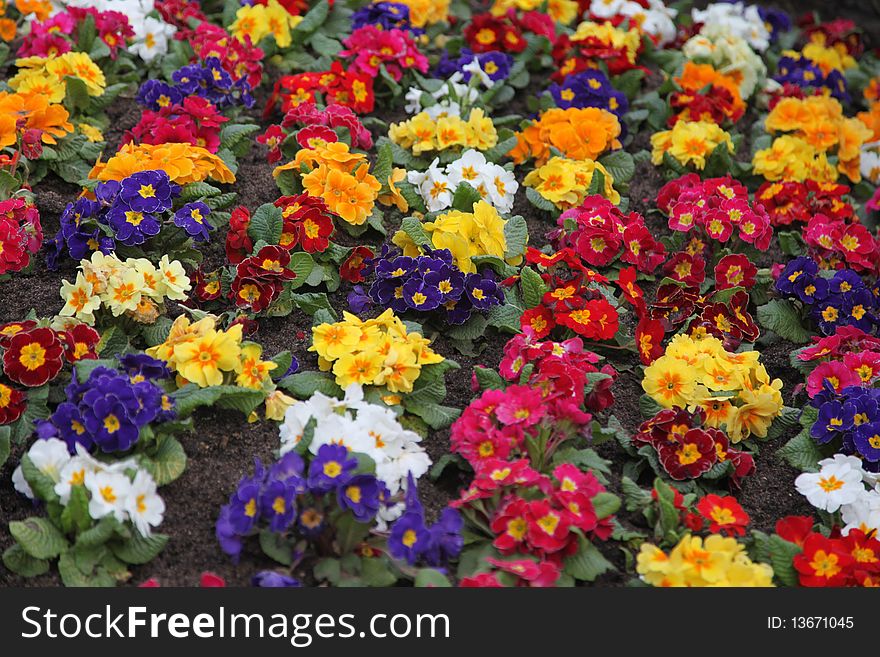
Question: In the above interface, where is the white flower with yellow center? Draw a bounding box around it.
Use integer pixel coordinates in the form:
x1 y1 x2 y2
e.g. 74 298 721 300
124 470 165 537
85 470 133 522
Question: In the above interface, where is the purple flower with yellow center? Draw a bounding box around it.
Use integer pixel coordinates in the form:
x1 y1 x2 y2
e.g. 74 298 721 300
444 296 473 325
464 272 501 310
854 421 880 462
375 255 416 279
173 201 213 242
424 264 464 302
226 463 265 534
388 511 431 565
119 170 175 214
775 256 819 301
337 474 381 522
119 353 171 382
811 399 855 444
106 205 160 246
307 443 357 493
260 478 297 532
403 278 442 311
136 79 183 111
53 401 91 452
95 180 120 205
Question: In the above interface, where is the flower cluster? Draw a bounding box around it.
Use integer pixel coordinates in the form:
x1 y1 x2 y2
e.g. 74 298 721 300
682 24 766 99
340 25 428 82
10 52 107 100
0 197 42 276
0 89 72 154
642 334 784 443
348 246 503 325
0 320 96 388
753 96 872 183
554 195 665 273
435 48 514 86
637 534 773 587
88 142 235 186
279 385 430 505
13 438 165 538
524 157 619 208
547 69 628 121
585 0 677 46
775 257 879 336
510 107 622 165
18 6 134 59
127 95 228 153
407 149 517 213
634 406 754 483
551 20 641 80
756 180 853 227
656 174 772 251
310 309 443 393
59 251 190 325
393 200 523 273
669 62 745 127
388 108 498 155
773 52 849 103
259 101 372 164
803 213 880 275
651 120 734 171
35 355 175 454
229 0 302 49
268 62 375 116
189 21 263 88
463 11 556 54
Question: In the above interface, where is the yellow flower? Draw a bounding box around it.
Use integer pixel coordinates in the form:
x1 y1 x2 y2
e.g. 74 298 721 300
638 535 774 587
389 110 498 155
311 321 362 360
44 52 106 96
265 390 295 421
157 255 191 301
653 121 734 170
90 143 235 185
642 356 696 408
104 270 144 317
146 314 216 367
78 123 104 143
333 351 385 388
727 380 784 443
523 157 619 209
173 324 243 387
236 343 277 390
396 0 450 27
59 273 100 324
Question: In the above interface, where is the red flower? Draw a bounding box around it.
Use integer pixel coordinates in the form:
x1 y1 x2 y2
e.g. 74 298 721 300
225 206 253 264
0 320 37 347
794 534 853 587
0 382 26 424
635 316 665 365
459 572 503 587
296 124 338 150
3 327 65 387
714 254 757 289
520 305 554 339
557 297 618 340
663 252 706 287
696 494 750 536
257 124 286 163
526 500 572 553
657 428 716 480
616 266 646 317
486 558 561 587
340 246 374 283
491 497 530 553
61 324 100 362
684 512 704 532
193 268 223 302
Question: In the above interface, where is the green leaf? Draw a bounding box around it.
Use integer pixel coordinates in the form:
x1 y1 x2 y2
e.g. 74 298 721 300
259 529 294 565
399 215 432 247
288 252 315 289
0 427 9 470
247 203 284 245
599 150 635 185
10 517 68 560
414 568 452 587
76 517 119 548
139 435 187 486
180 182 222 201
277 371 343 398
291 292 334 316
60 485 91 535
778 231 806 257
778 431 825 473
142 316 173 347
109 532 169 565
58 550 116 587
474 366 505 390
591 492 621 520
2 543 50 577
314 558 341 584
360 556 397 587
451 182 482 212
404 403 460 430
519 266 547 308
170 384 263 418
768 535 801 587
564 536 614 582
526 186 557 212
587 168 606 196
20 454 59 503
372 142 393 187
621 477 652 512
503 215 528 261
757 299 811 344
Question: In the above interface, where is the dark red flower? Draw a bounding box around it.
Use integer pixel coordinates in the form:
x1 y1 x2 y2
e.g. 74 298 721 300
3 327 65 387
0 382 26 424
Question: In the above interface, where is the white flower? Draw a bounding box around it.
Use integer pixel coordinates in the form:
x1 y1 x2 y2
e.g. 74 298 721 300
590 0 627 19
446 149 489 188
795 459 865 513
841 488 880 536
124 470 165 537
485 164 518 213
860 141 880 185
424 101 462 120
404 87 425 114
130 16 177 63
693 2 770 51
414 160 453 212
462 57 493 89
85 470 132 522
13 438 73 499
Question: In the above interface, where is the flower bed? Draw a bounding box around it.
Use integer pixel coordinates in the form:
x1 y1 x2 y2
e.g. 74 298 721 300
0 0 879 588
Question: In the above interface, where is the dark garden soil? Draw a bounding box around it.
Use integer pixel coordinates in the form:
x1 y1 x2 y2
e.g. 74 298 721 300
0 53 816 586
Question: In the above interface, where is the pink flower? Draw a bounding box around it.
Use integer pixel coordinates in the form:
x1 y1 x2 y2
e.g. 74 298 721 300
806 360 861 397
494 385 546 427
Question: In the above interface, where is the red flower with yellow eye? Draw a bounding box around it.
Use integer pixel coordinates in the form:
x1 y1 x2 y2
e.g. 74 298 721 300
616 266 647 317
61 324 100 363
520 305 554 339
340 246 374 284
558 297 619 340
635 316 665 365
696 494 750 536
657 428 717 480
664 252 706 287
0 382 26 424
0 320 37 348
714 254 757 290
794 534 853 587
193 268 223 302
3 327 65 387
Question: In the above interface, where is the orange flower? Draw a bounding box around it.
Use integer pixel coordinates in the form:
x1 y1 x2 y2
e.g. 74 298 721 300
377 167 409 212
510 107 621 165
0 18 16 42
15 0 52 21
858 103 880 141
89 143 235 185
675 62 745 117
18 91 72 144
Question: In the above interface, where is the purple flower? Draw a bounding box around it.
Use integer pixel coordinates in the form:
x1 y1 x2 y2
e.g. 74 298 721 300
173 202 213 242
464 272 502 310
118 170 175 214
260 478 297 532
225 464 265 534
119 353 171 382
136 79 183 111
216 505 244 560
297 506 325 538
388 511 431 565
106 206 160 246
403 278 442 311
854 421 880 462
307 443 357 493
53 402 92 452
352 1 413 31
252 571 302 587
426 507 464 566
424 265 464 302
337 474 381 522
